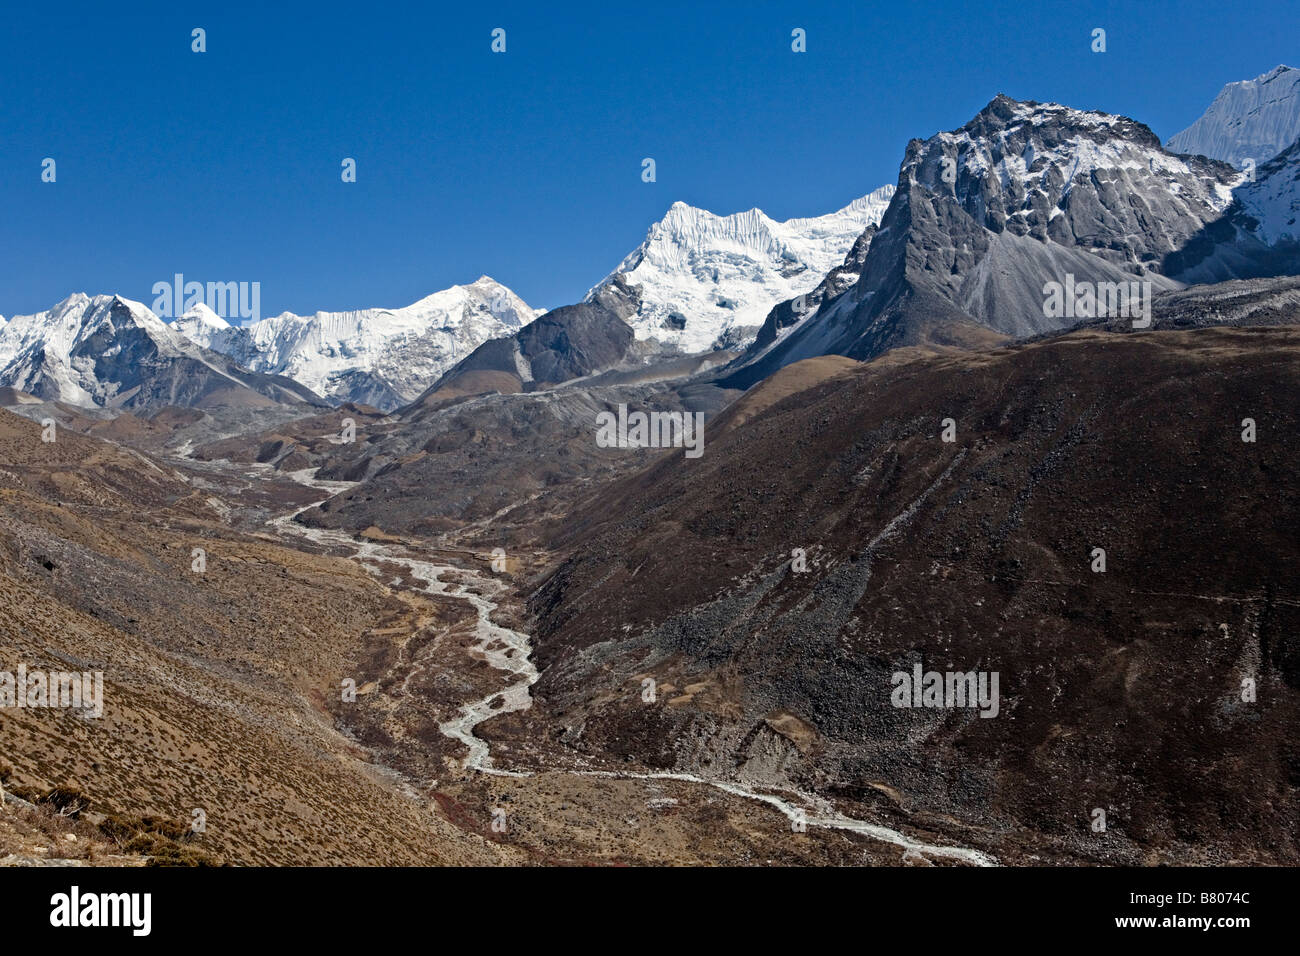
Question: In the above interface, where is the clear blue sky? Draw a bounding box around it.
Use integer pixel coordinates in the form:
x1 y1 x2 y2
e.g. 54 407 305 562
1 0 1295 318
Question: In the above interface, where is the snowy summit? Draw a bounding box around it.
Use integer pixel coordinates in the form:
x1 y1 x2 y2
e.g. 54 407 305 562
584 187 894 353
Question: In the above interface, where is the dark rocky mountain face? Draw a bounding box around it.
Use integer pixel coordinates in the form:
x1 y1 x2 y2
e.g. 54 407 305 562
526 325 1300 864
746 224 880 355
723 96 1244 387
408 276 643 407
102 346 326 412
321 367 407 412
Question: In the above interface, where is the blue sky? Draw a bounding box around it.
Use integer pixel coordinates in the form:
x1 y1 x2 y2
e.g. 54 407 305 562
1 0 1295 318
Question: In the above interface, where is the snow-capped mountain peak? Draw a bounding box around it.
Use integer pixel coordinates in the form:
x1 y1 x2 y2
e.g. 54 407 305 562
180 301 232 332
584 186 895 353
0 293 176 373
176 276 543 410
0 292 323 409
1167 65 1300 168
924 96 1243 215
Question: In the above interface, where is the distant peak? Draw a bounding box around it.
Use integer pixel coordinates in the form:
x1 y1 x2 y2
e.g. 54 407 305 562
105 293 155 316
841 185 896 211
979 92 1034 117
972 93 1088 124
658 200 728 223
47 291 109 315
1167 64 1300 167
179 301 231 329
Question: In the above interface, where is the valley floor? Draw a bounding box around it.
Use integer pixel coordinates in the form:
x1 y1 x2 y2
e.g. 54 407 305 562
265 482 999 865
0 429 1000 865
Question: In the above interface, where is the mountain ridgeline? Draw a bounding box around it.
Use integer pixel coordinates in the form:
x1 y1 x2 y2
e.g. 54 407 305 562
4 63 1300 870
0 294 325 411
7 71 1300 411
721 95 1276 386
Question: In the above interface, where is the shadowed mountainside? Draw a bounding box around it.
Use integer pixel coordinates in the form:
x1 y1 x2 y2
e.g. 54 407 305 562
524 325 1300 864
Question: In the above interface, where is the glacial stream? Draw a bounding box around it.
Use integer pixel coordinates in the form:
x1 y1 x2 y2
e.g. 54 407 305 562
266 480 997 866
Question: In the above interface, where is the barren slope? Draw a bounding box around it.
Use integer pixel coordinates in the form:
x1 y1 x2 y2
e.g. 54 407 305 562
526 326 1300 864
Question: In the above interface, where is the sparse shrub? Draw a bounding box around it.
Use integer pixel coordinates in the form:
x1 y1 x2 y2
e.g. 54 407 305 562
98 812 222 866
40 785 89 817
